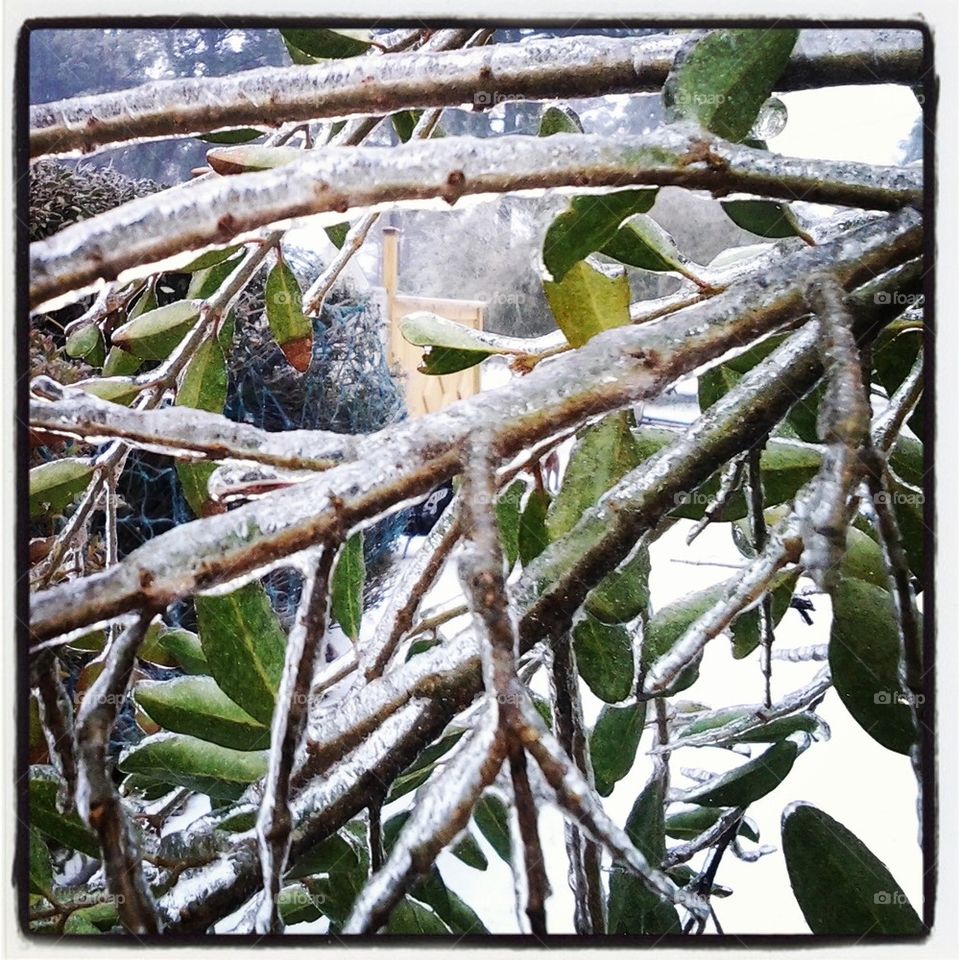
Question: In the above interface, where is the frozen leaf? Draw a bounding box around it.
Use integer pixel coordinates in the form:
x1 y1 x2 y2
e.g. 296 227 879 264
591 701 646 796
281 28 374 61
600 214 710 288
385 896 451 934
544 259 631 348
134 675 270 751
101 346 142 377
325 223 350 249
721 199 809 241
608 773 681 934
186 254 244 299
332 532 365 642
547 411 641 541
409 870 488 933
29 458 93 518
195 582 287 726
73 376 140 406
572 614 634 704
278 883 325 925
158 627 208 675
111 299 202 361
384 811 487 871
729 569 798 659
180 244 244 272
495 479 526 572
543 189 657 281
30 769 99 858
118 732 268 800
829 579 917 755
665 807 759 843
206 145 303 175
29 827 53 897
473 793 511 864
65 324 105 366
265 260 313 373
538 104 584 137
664 28 799 141
680 740 799 807
391 110 419 142
517 487 551 566
198 129 263 145
287 830 364 881
387 730 464 802
782 802 923 934
586 543 651 624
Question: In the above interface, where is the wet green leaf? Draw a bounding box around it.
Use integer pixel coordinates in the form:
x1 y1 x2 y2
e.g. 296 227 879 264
29 458 94 518
195 582 287 726
198 129 263 145
573 615 635 703
281 28 373 61
29 827 53 897
265 260 313 372
680 739 799 807
65 324 105 365
782 802 923 934
73 376 140 406
206 144 303 175
543 190 656 282
518 487 551 566
111 299 202 360
600 214 709 287
495 479 526 572
118 733 268 800
538 104 584 136
332 532 365 642
829 578 917 755
664 28 799 141
591 701 646 796
544 259 632 347
473 793 511 864
134 675 270 751
29 769 99 858
180 244 244 272
101 346 142 377
721 199 809 240
386 896 451 934
586 543 651 624
665 806 760 843
157 627 208 675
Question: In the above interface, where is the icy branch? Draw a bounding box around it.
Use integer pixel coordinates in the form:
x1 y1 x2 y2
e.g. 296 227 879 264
872 350 924 452
31 651 78 810
30 126 921 309
30 211 921 645
30 31 922 158
75 615 161 933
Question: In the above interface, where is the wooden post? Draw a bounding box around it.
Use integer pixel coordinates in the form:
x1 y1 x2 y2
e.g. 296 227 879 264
382 226 400 369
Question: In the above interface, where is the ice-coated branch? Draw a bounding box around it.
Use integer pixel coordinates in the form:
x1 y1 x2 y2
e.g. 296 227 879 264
30 31 922 159
508 746 549 936
362 497 462 680
515 694 703 917
255 550 334 934
342 712 505 933
29 388 358 471
29 125 921 309
797 273 871 591
662 806 747 869
31 651 78 810
872 350 924 452
75 614 161 934
745 445 776 707
31 211 921 644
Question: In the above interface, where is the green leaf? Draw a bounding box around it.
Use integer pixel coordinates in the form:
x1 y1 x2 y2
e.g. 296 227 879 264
157 627 208 675
198 128 263 145
134 675 270 751
547 411 642 541
538 104 584 136
386 896 451 934
600 214 709 288
195 583 287 726
608 773 680 934
495 479 526 572
118 733 268 800
391 110 420 142
591 701 646 796
29 769 99 858
73 376 140 406
325 223 350 249
586 542 651 624
384 811 487 872
677 707 822 746
176 463 219 519
65 324 105 365
186 254 244 299
387 730 464 802
180 244 244 272
544 259 632 348
29 827 53 897
399 312 499 375
281 28 373 61
543 190 656 282
101 346 141 377
572 615 635 703
664 29 799 142
331 533 365 641
111 299 202 361
665 807 760 843
206 144 302 175
681 739 799 806
177 338 227 413
265 260 313 373
29 458 93 518
411 870 488 933
874 328 923 436
721 199 810 241
782 802 923 934
518 487 551 566
63 912 103 934
287 830 364 881
278 883 325 925
729 569 798 659
829 578 917 755
473 794 511 864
